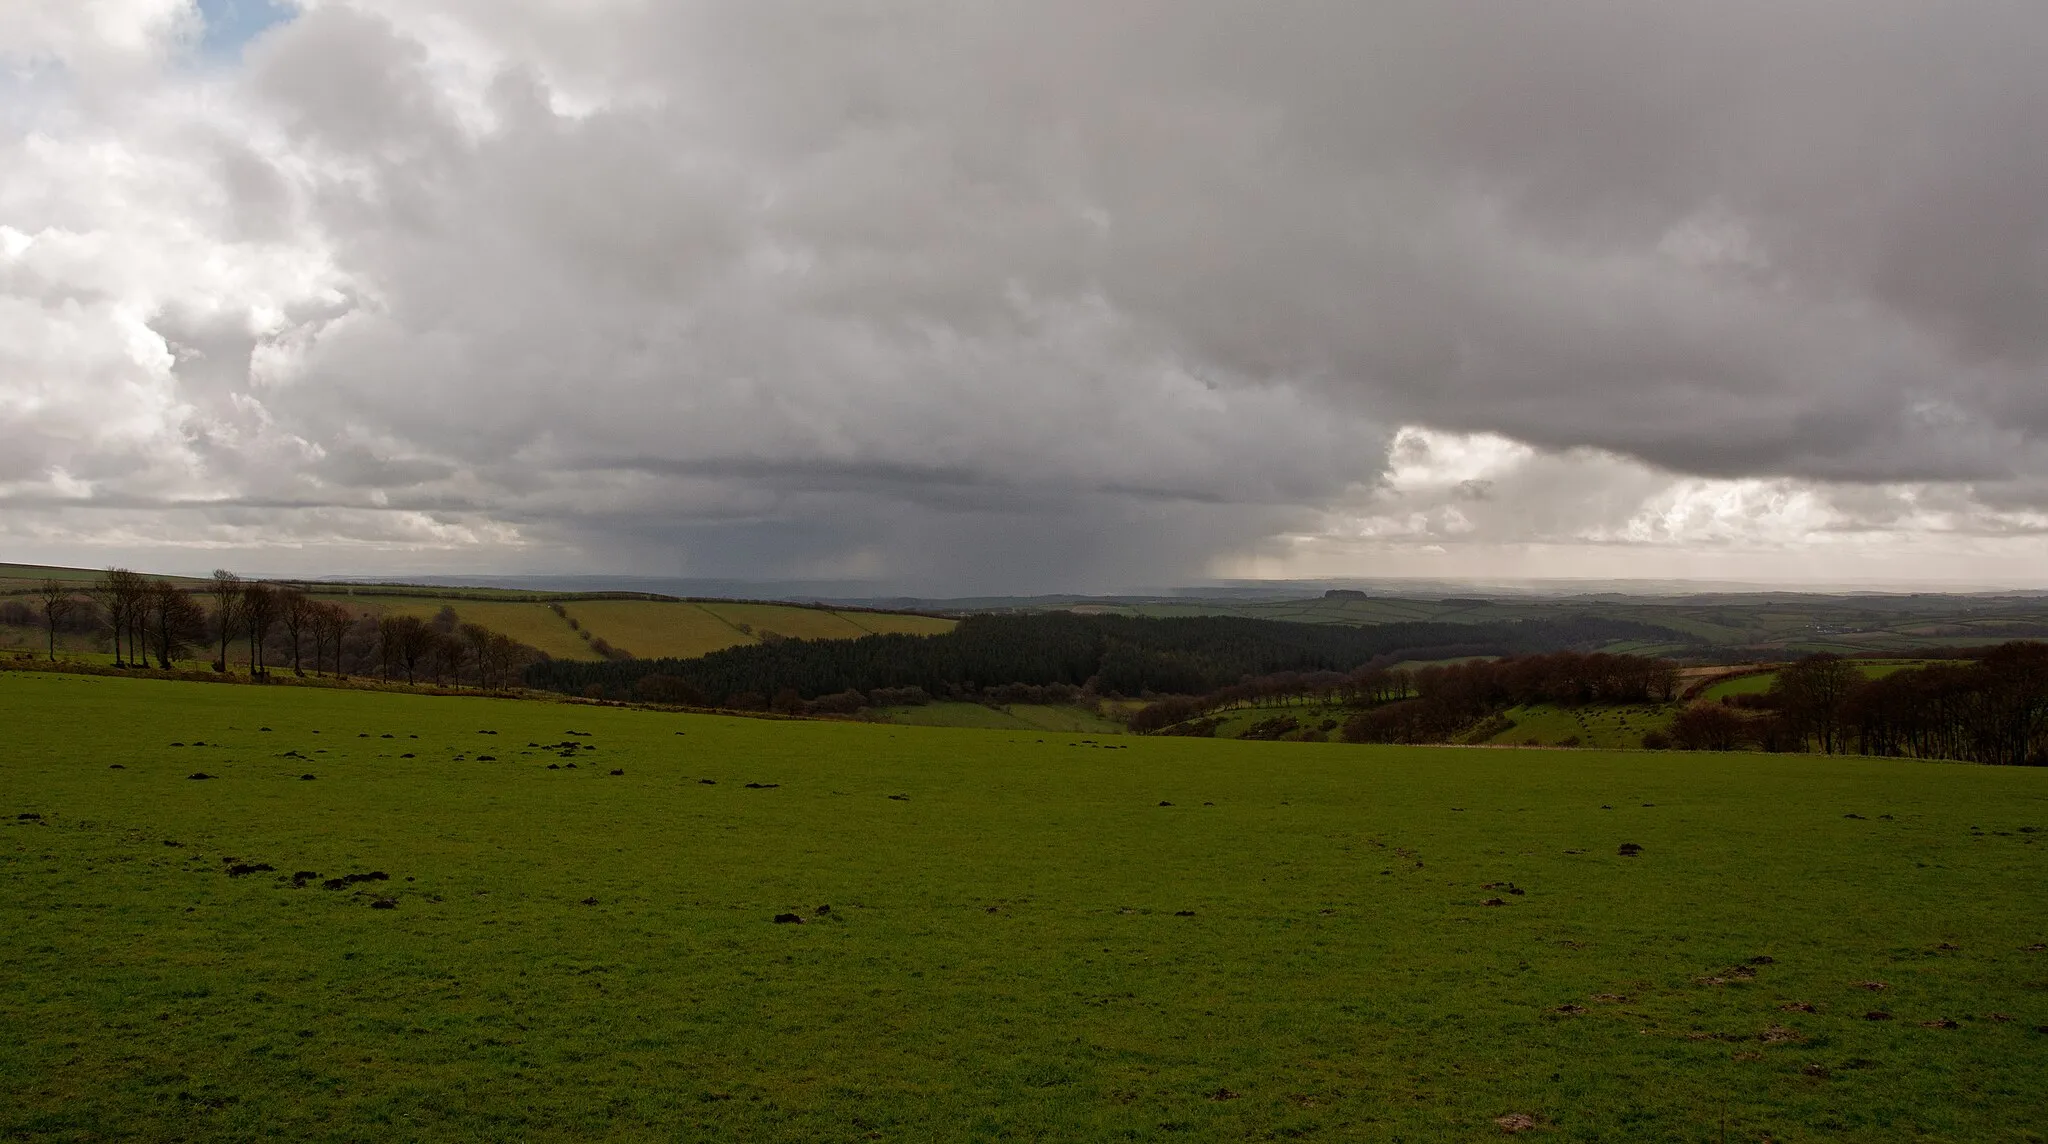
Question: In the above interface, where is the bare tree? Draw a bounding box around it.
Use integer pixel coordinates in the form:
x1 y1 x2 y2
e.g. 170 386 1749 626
207 570 241 671
278 588 315 676
386 615 435 684
129 591 148 669
319 603 356 678
431 630 467 686
1769 653 1862 754
92 572 124 666
93 568 144 667
144 580 206 669
376 615 403 681
459 622 493 687
309 601 340 677
36 578 75 662
484 631 531 691
242 583 279 678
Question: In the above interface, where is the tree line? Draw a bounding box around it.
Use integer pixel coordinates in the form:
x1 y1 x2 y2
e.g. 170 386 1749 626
1129 650 1679 736
524 612 1690 707
12 570 541 689
1670 646 2048 765
1329 651 1681 744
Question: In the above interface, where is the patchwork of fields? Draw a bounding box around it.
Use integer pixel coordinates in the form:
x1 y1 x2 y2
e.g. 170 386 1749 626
1026 593 2048 657
4 671 2045 1141
0 570 956 665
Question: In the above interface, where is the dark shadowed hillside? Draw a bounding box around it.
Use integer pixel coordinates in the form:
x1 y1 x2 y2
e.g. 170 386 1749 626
525 612 1691 704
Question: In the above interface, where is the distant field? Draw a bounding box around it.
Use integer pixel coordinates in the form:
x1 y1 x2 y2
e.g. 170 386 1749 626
1698 661 1949 703
17 559 2048 660
369 597 599 661
1003 590 2048 655
345 596 957 664
873 702 1124 734
4 671 2045 1140
1187 702 1352 741
1483 703 1676 750
559 599 955 661
1700 672 1780 701
0 565 956 668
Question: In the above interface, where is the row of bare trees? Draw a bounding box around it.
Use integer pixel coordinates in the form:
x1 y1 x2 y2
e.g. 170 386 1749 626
1670 647 2048 764
64 570 211 670
20 569 538 689
201 570 357 677
364 615 530 689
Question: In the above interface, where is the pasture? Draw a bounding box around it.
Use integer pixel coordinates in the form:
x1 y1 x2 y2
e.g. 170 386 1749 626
871 701 1125 734
1481 704 1674 750
4 670 2046 1142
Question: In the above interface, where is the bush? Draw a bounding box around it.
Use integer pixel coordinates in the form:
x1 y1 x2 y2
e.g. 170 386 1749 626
635 674 706 706
1639 729 1671 750
1341 699 1467 744
1241 715 1301 741
806 689 868 715
1129 695 1208 733
1670 702 1747 751
867 686 930 707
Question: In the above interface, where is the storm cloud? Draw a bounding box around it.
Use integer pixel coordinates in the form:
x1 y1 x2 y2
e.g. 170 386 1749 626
7 1 2048 590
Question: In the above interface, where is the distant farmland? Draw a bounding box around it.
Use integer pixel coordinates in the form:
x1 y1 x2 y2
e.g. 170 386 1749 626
0 563 954 665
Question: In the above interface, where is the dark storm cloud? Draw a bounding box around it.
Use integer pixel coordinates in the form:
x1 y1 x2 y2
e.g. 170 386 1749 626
8 1 2048 586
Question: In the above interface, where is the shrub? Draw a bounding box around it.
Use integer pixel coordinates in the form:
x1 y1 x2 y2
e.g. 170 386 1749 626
1670 702 1747 751
635 674 706 706
806 690 868 715
867 686 930 707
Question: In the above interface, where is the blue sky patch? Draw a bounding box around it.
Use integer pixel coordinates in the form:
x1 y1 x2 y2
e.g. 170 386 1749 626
196 0 296 59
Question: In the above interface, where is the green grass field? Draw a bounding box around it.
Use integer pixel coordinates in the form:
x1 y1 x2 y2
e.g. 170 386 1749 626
1192 703 1352 741
4 671 2047 1142
1483 704 1676 750
1700 672 1780 701
873 702 1126 734
559 599 956 661
372 596 957 663
1698 662 1943 703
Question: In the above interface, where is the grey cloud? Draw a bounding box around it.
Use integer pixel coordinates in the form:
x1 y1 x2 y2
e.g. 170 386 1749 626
307 1 2048 479
12 1 2048 588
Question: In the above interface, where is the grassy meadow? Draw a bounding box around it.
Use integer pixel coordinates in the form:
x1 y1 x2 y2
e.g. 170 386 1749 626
4 670 2047 1142
872 702 1127 734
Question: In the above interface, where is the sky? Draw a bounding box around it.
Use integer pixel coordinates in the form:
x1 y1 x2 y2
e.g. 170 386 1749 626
7 1 2048 594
